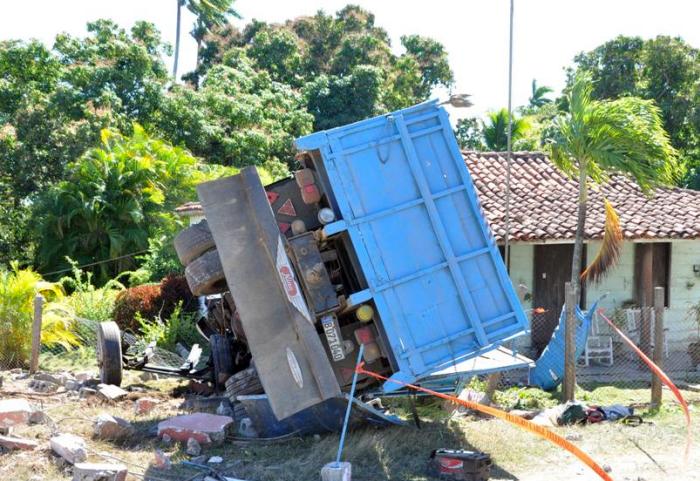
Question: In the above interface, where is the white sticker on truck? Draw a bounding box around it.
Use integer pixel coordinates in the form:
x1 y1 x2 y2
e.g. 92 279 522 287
276 236 313 323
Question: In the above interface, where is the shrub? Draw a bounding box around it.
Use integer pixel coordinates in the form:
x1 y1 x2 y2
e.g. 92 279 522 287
0 263 80 367
112 284 162 333
160 274 197 313
112 274 197 333
138 301 201 351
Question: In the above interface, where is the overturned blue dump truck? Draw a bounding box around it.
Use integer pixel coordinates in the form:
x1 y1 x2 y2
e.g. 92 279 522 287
98 101 531 434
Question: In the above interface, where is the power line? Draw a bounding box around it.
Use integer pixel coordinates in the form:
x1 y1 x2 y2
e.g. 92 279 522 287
40 249 150 277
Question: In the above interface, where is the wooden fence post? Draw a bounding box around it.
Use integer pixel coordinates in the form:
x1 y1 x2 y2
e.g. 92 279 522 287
29 294 44 374
563 282 576 401
651 286 665 407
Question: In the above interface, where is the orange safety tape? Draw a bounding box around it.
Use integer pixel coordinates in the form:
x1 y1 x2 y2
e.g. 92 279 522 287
355 363 614 481
597 309 692 462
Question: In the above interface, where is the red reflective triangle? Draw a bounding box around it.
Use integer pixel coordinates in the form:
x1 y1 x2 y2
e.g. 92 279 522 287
277 222 290 234
266 191 279 205
277 198 297 217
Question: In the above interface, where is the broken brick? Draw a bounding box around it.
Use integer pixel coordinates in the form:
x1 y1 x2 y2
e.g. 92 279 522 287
0 398 32 428
134 397 159 415
72 462 127 481
0 434 38 451
157 413 233 444
94 413 135 440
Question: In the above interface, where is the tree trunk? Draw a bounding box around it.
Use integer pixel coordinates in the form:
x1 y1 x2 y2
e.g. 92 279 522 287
172 0 182 79
570 165 587 303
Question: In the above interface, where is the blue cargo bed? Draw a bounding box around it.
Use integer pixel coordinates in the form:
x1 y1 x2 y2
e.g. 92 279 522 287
296 101 528 390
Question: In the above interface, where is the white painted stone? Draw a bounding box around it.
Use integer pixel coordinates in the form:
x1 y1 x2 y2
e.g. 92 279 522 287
0 398 32 428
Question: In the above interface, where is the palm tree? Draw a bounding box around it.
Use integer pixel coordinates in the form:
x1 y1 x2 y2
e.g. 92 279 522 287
528 79 553 108
546 73 678 300
173 0 241 79
483 108 530 151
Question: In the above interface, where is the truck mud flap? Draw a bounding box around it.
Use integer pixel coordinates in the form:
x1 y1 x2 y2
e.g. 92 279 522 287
197 168 341 420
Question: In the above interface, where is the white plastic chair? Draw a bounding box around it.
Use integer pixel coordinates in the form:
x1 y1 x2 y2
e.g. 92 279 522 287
583 311 614 367
625 308 669 358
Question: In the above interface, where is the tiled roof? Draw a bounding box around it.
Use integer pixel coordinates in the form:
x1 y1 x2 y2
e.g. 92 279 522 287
175 151 700 241
465 151 700 242
174 201 204 216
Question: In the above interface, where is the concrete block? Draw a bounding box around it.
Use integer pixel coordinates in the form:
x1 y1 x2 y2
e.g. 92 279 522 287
72 462 127 481
97 384 128 401
321 462 351 481
50 433 87 464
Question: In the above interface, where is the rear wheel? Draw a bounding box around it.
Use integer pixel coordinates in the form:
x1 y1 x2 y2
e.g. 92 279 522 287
174 220 215 266
185 249 226 296
210 334 234 389
225 366 263 400
97 322 123 386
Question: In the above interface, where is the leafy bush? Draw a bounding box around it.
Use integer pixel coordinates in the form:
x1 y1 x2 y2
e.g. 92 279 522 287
137 301 201 351
0 263 80 367
160 274 197 313
112 274 197 333
60 259 125 322
112 284 162 333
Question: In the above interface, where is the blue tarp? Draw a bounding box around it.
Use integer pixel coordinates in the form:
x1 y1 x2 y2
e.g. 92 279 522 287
530 303 598 391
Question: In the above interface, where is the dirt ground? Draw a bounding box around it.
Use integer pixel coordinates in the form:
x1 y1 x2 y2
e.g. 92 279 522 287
1 369 698 481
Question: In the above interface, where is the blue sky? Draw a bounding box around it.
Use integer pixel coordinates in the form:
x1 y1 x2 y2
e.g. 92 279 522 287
2 0 699 118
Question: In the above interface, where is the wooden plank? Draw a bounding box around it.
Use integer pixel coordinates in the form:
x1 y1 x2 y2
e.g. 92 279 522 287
651 286 665 406
29 294 44 374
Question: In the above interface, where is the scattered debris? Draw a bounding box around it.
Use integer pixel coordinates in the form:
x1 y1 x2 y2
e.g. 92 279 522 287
321 461 352 481
179 396 229 413
208 456 223 464
97 384 128 402
428 449 492 481
29 379 59 393
134 397 159 415
29 408 46 425
186 437 202 456
0 434 39 451
72 462 127 481
566 432 583 441
157 413 233 444
94 413 135 440
75 372 97 383
153 449 172 470
65 379 82 391
0 398 32 428
50 433 88 464
139 372 159 382
80 387 97 399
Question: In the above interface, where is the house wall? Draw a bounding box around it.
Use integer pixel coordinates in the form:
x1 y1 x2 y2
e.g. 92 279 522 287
507 240 700 353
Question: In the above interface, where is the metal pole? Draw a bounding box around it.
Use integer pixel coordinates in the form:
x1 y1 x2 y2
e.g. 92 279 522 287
651 286 665 406
335 343 365 466
30 294 44 374
504 0 515 272
563 282 576 401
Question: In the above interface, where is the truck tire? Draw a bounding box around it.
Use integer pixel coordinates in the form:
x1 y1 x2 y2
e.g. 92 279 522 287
210 334 234 389
174 220 215 267
185 249 226 296
225 366 263 401
97 322 123 386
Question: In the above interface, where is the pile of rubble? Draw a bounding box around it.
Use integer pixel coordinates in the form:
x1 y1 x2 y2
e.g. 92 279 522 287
0 369 242 481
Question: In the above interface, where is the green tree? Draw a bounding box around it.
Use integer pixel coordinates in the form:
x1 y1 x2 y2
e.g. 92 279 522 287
528 79 553 109
154 59 313 170
569 35 700 187
454 117 485 150
483 109 530 151
546 73 679 299
33 125 202 283
195 5 454 129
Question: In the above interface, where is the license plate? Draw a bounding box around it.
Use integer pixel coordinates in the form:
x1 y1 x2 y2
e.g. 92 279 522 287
321 316 346 362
